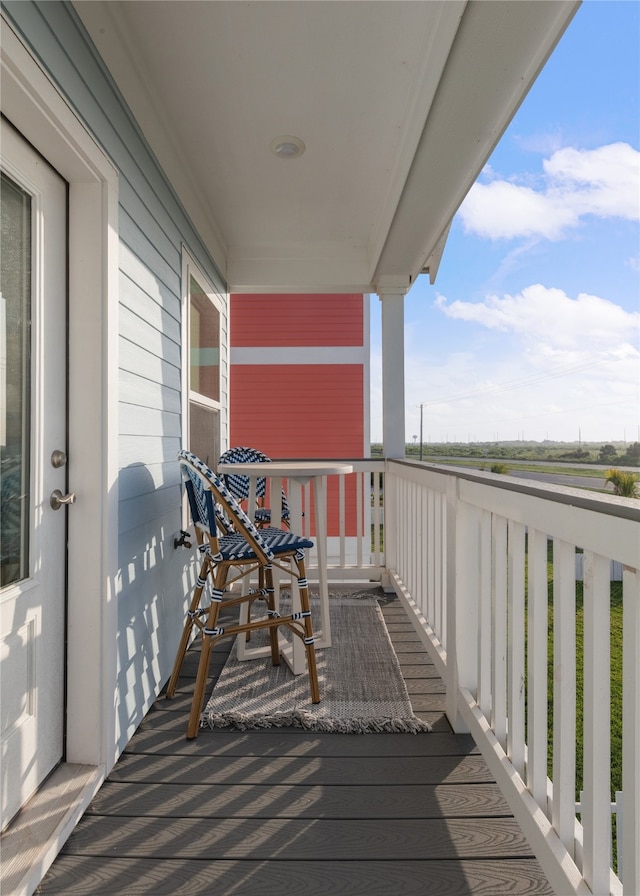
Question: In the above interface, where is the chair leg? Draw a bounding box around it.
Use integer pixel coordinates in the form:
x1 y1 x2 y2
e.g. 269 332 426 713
263 563 281 667
294 554 321 704
186 565 227 739
166 551 211 699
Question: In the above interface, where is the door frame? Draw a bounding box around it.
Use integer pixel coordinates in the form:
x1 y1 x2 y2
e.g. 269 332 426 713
1 18 119 782
1 121 68 826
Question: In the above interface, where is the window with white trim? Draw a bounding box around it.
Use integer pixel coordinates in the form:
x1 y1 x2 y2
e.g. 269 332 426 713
182 252 221 468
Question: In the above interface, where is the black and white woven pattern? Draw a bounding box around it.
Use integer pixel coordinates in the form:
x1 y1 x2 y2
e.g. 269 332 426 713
218 445 291 523
179 450 312 561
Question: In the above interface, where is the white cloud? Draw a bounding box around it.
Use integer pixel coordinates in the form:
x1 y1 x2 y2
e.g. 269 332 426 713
374 142 640 444
401 345 639 444
460 181 575 240
435 284 640 352
383 286 640 444
459 142 640 240
543 144 639 219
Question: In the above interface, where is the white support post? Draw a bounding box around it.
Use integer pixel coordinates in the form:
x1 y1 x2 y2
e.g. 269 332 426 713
527 528 549 811
477 509 492 719
445 477 459 726
552 539 577 856
491 515 508 749
377 287 407 459
507 520 526 778
445 478 476 733
382 463 398 592
582 551 612 894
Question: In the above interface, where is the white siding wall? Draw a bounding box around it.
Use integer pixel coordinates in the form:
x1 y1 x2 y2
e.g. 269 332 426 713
4 0 228 750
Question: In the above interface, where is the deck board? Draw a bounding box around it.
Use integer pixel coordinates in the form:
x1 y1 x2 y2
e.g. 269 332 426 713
106 752 495 786
124 727 480 756
59 815 537 860
34 857 557 896
37 588 553 895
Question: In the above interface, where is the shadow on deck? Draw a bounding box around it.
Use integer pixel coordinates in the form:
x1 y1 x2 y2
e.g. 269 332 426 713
37 587 553 895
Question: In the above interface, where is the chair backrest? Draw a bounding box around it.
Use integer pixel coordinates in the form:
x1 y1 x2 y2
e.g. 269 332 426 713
217 446 272 501
179 450 274 561
218 445 290 520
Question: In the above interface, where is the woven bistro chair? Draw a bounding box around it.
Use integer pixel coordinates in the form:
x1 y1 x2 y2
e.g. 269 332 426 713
166 449 320 739
218 445 291 528
218 445 292 615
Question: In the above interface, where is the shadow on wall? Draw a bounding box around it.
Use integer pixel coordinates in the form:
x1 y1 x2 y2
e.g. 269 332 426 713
114 462 197 749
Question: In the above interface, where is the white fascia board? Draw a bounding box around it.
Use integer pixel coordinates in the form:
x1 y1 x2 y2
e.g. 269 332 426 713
375 0 581 286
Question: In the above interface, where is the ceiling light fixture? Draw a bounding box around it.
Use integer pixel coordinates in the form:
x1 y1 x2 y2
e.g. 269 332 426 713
270 135 306 159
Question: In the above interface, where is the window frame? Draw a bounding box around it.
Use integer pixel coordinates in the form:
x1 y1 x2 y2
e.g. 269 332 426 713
181 249 223 464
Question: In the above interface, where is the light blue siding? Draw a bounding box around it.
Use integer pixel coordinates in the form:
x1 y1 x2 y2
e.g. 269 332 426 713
3 0 227 749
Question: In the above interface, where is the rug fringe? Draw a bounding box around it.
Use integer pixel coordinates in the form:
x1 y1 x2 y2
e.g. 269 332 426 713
201 711 432 734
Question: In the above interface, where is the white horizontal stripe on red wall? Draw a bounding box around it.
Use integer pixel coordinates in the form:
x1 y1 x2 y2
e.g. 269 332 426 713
231 346 367 364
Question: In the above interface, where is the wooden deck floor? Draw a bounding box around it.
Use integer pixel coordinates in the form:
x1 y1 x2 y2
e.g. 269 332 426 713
37 589 553 895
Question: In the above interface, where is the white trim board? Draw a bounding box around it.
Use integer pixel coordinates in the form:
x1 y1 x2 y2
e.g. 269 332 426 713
1 8 120 786
231 346 367 365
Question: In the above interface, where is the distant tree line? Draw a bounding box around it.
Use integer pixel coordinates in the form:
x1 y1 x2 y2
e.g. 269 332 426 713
371 441 640 467
598 442 640 465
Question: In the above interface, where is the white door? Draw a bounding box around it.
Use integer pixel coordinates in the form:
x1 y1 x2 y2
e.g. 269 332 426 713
1 121 68 829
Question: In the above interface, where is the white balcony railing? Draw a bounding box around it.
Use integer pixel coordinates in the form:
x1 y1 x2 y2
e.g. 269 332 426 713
307 457 639 896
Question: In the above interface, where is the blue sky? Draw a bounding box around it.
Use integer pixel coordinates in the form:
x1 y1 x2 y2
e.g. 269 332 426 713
370 1 640 445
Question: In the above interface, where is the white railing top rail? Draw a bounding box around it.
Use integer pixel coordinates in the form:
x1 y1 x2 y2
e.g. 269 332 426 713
389 457 640 520
390 459 640 522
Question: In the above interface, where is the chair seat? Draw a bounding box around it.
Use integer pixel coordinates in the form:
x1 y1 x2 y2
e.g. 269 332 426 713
254 507 290 524
257 527 313 553
217 528 313 562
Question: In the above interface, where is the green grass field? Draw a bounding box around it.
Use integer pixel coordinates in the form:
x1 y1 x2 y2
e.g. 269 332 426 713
435 459 607 478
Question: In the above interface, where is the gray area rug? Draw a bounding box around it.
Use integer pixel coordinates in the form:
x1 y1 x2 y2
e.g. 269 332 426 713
201 591 432 734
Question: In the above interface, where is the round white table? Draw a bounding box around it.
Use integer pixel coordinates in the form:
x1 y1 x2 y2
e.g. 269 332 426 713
217 460 353 673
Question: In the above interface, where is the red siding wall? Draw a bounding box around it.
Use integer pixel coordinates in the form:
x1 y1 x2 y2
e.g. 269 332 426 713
232 294 363 346
230 364 363 458
229 293 367 536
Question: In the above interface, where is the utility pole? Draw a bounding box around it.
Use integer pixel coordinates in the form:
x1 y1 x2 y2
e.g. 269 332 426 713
419 403 424 461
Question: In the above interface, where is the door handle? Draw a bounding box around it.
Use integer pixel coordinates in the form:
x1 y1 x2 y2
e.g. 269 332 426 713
50 489 76 510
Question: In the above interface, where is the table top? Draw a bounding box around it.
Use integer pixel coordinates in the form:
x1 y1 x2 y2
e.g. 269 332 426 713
218 460 353 481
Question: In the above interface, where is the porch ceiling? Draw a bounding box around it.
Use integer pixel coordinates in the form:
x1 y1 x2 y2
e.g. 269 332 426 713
74 0 578 294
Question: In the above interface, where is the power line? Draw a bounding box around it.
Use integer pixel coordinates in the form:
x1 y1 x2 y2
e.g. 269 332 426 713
414 396 638 439
417 353 625 408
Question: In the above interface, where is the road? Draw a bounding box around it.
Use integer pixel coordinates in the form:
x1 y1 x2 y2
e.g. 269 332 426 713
431 458 639 492
507 470 606 490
